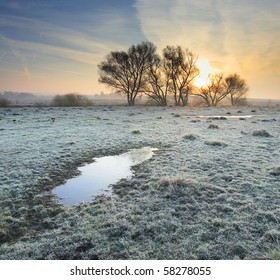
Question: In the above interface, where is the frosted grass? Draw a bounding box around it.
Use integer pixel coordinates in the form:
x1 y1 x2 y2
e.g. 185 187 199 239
0 105 279 259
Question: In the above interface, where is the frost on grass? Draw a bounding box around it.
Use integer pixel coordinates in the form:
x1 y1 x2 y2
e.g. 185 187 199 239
264 230 280 242
0 105 280 260
270 167 280 176
204 141 228 147
159 174 198 188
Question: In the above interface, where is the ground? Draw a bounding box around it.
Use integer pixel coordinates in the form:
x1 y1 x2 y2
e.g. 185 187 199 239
0 105 279 259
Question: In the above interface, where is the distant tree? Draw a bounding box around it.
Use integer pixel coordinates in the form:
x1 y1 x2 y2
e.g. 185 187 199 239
162 46 199 106
51 93 94 107
98 41 158 106
192 73 227 106
192 73 249 106
225 73 249 105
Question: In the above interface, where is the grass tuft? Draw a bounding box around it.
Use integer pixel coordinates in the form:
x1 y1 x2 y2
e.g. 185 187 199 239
183 134 197 140
208 124 219 129
252 130 272 137
264 230 280 242
270 167 280 176
204 141 228 147
131 130 141 135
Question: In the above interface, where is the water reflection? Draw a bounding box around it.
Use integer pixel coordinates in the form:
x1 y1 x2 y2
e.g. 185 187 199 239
197 115 266 119
53 147 157 205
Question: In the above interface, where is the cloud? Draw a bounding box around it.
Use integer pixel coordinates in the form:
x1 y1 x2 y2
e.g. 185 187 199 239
135 0 280 98
0 13 128 87
0 1 148 93
1 0 279 97
0 14 123 52
135 0 226 56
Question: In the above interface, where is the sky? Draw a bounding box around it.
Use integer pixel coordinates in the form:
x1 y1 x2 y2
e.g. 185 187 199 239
0 0 279 99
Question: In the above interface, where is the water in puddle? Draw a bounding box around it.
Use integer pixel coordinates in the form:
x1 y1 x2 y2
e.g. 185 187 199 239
197 115 266 119
53 147 157 205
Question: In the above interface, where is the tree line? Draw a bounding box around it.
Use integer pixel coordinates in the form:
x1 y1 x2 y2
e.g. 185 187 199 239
98 41 248 106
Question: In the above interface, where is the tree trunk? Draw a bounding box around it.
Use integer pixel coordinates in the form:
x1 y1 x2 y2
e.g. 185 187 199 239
174 93 179 106
127 93 135 106
231 94 234 106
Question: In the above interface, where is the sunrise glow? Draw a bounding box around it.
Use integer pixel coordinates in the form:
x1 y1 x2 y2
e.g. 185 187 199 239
194 59 214 88
0 0 279 99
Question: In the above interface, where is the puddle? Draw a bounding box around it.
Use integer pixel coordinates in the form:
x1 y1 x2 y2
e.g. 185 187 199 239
197 115 266 119
53 147 158 205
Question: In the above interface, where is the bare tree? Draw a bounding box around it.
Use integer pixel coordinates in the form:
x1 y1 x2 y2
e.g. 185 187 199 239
143 55 172 106
162 46 199 106
98 41 157 106
193 73 249 106
225 73 249 105
193 73 228 106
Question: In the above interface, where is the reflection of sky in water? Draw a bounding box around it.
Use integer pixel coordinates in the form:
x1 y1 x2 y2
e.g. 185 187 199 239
53 147 157 205
197 115 267 119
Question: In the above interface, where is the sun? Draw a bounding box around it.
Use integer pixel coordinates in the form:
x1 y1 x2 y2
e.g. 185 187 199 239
194 59 214 87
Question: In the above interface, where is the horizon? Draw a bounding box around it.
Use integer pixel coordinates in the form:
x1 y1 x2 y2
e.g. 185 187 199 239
0 0 279 99
1 90 280 103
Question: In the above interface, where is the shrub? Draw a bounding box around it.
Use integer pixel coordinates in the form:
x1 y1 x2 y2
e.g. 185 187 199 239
0 97 10 107
51 93 94 107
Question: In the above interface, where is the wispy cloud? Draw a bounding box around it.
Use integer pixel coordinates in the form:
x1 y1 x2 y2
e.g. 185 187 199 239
0 11 129 92
0 14 124 55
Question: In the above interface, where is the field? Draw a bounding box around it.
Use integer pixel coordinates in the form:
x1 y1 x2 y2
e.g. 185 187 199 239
0 105 280 259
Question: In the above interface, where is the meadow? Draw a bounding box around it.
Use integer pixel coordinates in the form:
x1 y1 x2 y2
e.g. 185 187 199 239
0 105 279 259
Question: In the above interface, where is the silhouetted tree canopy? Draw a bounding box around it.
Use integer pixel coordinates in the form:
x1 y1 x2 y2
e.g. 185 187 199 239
162 46 199 106
193 73 226 106
144 54 170 106
225 73 249 105
98 41 158 106
98 42 249 106
192 73 248 106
